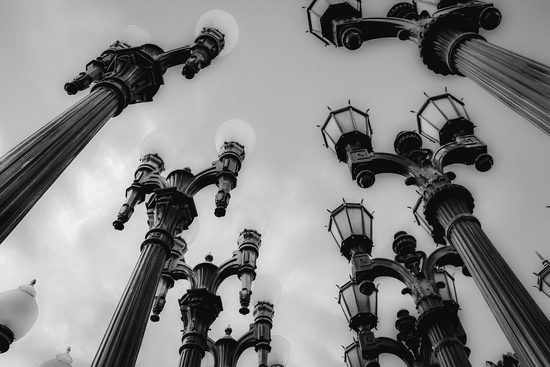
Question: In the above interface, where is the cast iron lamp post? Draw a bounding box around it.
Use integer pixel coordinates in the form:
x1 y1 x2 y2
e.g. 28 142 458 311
0 280 39 354
534 251 550 298
319 93 550 366
306 0 550 137
147 202 286 367
198 276 290 367
0 10 239 245
91 119 253 367
328 201 469 367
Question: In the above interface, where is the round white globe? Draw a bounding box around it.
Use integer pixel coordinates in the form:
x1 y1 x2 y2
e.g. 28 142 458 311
195 10 239 57
232 203 268 234
139 131 181 171
114 25 153 47
215 119 256 154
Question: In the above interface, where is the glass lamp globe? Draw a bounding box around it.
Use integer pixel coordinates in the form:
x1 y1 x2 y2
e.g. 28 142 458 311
140 131 181 171
215 119 256 154
39 346 74 367
177 218 200 246
232 203 269 235
195 10 239 57
0 280 39 352
251 274 282 307
112 25 153 48
267 335 291 367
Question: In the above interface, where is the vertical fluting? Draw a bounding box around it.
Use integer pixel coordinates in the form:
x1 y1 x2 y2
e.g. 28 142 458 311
435 196 550 367
452 37 550 135
0 87 119 244
91 240 168 367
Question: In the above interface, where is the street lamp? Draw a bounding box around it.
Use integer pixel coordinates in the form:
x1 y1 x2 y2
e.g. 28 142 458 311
0 10 239 245
319 94 550 366
145 200 279 367
91 119 253 367
534 251 550 298
328 200 470 367
199 274 288 367
38 346 74 367
0 280 39 354
306 0 550 137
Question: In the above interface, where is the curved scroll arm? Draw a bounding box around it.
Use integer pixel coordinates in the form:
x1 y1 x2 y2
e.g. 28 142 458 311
169 261 197 288
348 151 423 188
233 328 256 365
336 17 420 44
374 336 416 367
183 165 219 197
423 246 464 280
432 135 493 173
155 46 193 73
363 258 416 288
212 255 241 292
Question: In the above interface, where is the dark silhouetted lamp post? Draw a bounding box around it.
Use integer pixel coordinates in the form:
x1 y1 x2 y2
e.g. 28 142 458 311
91 119 254 367
306 0 550 136
0 280 39 354
534 251 550 298
329 202 469 367
0 10 239 245
320 94 550 367
148 202 289 367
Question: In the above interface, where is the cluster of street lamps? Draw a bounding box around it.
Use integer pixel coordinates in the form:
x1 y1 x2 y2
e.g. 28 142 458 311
328 200 469 366
0 9 290 367
319 92 550 366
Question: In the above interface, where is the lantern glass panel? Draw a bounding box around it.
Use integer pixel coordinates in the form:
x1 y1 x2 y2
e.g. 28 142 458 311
334 108 356 134
339 282 358 322
434 268 458 303
328 218 344 248
332 207 352 242
351 109 369 137
344 341 362 367
322 115 342 152
540 278 550 297
432 95 467 121
418 114 441 143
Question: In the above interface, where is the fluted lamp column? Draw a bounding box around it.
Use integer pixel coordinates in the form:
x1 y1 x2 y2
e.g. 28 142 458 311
0 10 239 245
38 346 74 367
0 280 39 353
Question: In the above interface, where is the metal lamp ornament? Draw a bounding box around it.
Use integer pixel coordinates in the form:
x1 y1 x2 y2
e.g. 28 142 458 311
320 94 550 367
0 10 239 245
306 0 550 136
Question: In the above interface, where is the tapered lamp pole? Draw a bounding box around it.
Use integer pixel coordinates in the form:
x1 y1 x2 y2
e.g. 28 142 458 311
0 11 239 245
319 94 550 367
92 120 252 367
306 0 550 136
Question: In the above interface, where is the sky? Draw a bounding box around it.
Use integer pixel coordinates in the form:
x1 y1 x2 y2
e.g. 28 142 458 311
0 1 549 366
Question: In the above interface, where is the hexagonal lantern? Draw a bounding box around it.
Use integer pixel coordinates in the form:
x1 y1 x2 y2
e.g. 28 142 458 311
322 105 373 163
416 93 474 145
306 0 362 46
344 340 380 367
328 201 374 260
433 267 458 304
535 252 550 298
338 278 378 332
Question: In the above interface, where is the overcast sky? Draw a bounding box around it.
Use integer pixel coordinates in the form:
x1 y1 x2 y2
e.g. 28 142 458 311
1 1 550 366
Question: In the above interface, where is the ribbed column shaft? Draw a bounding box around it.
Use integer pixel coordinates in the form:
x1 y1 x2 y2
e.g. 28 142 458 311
0 87 119 244
435 196 550 367
91 240 168 367
424 317 471 367
453 37 550 135
178 347 205 367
